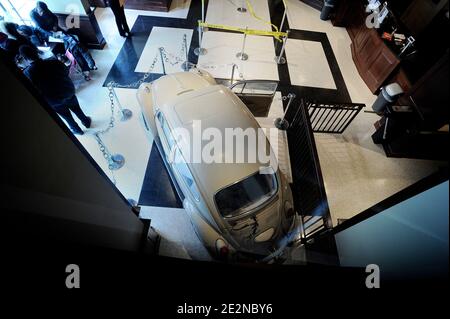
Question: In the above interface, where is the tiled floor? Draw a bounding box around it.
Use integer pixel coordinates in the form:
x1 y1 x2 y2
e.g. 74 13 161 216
135 27 193 74
286 39 336 89
69 0 443 255
197 31 279 81
206 0 273 31
283 1 445 225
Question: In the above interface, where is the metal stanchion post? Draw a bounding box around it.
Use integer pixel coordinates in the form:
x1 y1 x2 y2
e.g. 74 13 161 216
237 0 247 13
181 34 191 71
275 30 289 65
159 47 167 75
236 27 249 61
279 7 288 32
201 0 205 23
95 133 125 170
230 63 237 85
110 85 133 121
194 21 207 56
275 93 296 130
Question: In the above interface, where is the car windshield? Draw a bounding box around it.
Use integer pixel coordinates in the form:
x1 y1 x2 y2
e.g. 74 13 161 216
215 172 278 218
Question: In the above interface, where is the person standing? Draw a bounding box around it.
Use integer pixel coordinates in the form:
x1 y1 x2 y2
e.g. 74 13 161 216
30 2 61 36
16 25 49 47
0 32 20 62
20 45 92 135
108 0 132 38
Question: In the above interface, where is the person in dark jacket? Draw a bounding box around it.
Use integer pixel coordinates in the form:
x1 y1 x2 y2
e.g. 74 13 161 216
1 22 36 48
0 24 38 69
107 0 131 38
0 32 20 61
16 25 49 47
20 45 92 135
30 1 60 35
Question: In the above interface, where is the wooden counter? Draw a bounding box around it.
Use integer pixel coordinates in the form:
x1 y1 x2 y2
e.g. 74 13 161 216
334 1 411 94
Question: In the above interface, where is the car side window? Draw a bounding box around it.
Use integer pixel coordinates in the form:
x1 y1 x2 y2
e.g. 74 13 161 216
174 148 201 202
156 112 176 149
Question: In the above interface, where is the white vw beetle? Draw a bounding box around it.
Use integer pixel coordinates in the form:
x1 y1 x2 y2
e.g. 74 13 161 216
137 69 300 261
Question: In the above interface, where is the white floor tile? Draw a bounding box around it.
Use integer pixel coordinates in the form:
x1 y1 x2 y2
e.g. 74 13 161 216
206 0 273 31
135 27 193 74
286 0 376 106
286 39 336 89
198 31 279 81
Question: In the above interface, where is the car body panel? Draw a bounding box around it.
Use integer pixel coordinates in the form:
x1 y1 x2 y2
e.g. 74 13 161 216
138 70 296 260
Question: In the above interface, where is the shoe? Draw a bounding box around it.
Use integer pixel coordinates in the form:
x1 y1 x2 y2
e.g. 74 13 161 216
84 75 92 81
83 117 92 129
91 66 98 71
126 32 132 38
71 128 84 135
119 32 126 37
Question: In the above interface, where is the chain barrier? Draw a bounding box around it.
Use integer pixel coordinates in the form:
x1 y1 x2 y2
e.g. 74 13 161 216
92 37 191 183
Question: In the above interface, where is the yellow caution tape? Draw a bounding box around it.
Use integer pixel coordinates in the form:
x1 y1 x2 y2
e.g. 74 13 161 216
245 0 279 33
198 22 287 41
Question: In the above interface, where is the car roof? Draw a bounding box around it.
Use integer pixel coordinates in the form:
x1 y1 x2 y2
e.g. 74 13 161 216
154 74 277 196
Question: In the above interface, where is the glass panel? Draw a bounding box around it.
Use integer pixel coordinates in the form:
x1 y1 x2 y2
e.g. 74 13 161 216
215 172 278 218
157 112 176 150
231 81 278 96
174 149 201 202
242 81 278 95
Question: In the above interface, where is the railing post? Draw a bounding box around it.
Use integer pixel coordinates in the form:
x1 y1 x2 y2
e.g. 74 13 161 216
279 6 288 32
194 21 208 56
275 93 296 130
275 30 289 65
95 133 125 171
159 47 167 75
181 34 192 71
236 27 249 61
230 63 237 85
110 85 133 121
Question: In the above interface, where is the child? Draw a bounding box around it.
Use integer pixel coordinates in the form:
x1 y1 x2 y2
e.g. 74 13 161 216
63 34 98 81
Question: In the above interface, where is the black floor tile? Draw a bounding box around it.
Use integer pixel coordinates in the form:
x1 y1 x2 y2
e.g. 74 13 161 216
139 143 183 208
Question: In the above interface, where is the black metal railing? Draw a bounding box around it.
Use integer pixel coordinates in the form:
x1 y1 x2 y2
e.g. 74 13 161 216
285 99 333 240
307 101 365 134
